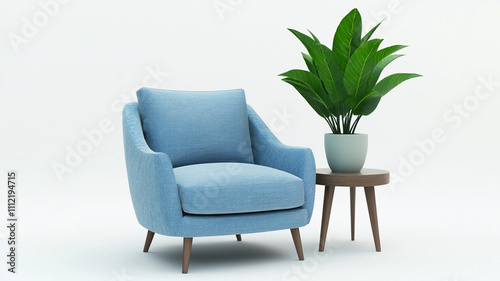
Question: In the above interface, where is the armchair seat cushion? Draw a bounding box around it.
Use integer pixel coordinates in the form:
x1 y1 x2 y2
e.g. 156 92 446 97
174 163 305 215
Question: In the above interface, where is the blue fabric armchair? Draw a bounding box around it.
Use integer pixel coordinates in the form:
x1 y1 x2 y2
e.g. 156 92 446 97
123 88 315 273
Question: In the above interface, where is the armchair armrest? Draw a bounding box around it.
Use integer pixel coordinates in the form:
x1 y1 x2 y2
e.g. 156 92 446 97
247 106 316 221
123 103 183 235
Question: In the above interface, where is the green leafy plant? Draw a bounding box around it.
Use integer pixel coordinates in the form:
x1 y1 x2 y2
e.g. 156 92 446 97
279 8 421 134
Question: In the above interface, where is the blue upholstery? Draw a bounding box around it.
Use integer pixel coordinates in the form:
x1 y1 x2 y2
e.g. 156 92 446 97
174 163 305 215
136 88 253 167
123 88 315 238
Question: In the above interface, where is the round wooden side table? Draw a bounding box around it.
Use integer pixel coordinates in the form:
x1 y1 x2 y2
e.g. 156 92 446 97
316 168 390 252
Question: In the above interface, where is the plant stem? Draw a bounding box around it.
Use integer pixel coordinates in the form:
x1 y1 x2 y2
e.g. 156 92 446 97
344 110 352 134
336 114 341 134
350 115 362 134
340 114 344 134
324 117 336 133
331 115 339 134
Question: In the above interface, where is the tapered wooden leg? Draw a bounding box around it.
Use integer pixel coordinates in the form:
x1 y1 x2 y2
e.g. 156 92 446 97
350 186 356 241
182 237 193 274
236 234 242 241
290 228 304 260
364 186 381 252
319 186 335 252
143 230 155 252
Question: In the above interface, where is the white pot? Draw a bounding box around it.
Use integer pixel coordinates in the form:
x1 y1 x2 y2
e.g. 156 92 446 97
324 133 368 173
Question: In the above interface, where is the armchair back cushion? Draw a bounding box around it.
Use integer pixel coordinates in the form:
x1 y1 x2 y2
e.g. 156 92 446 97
137 88 254 167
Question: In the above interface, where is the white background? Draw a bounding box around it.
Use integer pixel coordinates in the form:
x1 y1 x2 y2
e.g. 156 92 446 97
1 0 500 280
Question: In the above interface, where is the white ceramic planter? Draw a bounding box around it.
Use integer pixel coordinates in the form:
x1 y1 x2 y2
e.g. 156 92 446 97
324 133 368 173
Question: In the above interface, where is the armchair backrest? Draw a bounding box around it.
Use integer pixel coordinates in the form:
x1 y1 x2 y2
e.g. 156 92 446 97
136 88 254 167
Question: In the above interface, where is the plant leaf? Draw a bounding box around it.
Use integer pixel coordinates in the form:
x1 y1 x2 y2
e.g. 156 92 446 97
368 54 404 88
361 21 383 44
280 69 332 116
281 77 330 117
302 52 318 76
367 45 408 88
373 73 422 97
309 43 346 103
346 91 382 116
288 28 317 53
343 39 383 98
332 8 362 73
308 29 321 43
372 45 407 64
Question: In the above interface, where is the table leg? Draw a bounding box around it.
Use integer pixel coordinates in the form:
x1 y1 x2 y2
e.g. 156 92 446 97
350 186 356 241
319 186 335 252
364 186 381 252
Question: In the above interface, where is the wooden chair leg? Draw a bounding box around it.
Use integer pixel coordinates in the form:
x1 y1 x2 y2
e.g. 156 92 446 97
319 186 335 252
236 234 242 241
364 186 381 252
143 230 155 252
182 237 193 274
290 228 304 260
350 186 356 241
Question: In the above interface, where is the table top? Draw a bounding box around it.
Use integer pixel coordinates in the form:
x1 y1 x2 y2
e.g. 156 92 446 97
316 168 390 187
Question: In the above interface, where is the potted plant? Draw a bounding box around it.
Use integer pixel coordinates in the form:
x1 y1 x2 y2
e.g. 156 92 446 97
279 8 421 173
